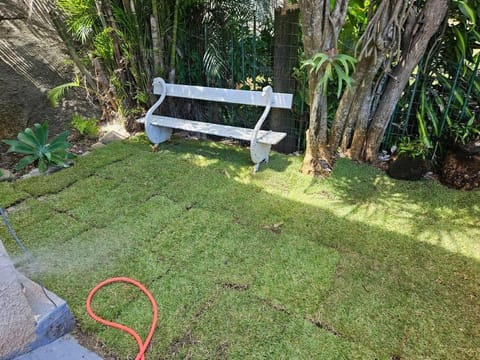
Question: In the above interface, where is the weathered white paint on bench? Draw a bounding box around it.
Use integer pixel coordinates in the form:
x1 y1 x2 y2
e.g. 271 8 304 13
139 116 287 145
138 77 293 172
153 82 293 109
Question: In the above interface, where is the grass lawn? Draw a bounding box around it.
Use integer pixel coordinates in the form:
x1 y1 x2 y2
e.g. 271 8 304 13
1 136 479 359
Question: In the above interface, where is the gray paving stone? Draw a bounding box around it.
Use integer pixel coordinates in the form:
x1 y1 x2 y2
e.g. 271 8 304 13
15 335 102 360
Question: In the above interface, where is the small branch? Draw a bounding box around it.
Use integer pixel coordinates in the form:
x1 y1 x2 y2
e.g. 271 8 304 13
49 10 96 90
0 16 27 21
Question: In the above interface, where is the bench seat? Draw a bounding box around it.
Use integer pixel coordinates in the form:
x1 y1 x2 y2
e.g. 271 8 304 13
138 77 293 172
137 115 287 145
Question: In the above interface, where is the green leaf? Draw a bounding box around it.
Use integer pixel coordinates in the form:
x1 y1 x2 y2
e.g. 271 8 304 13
453 27 466 57
445 113 453 128
14 155 37 171
322 63 333 94
437 73 465 106
3 140 36 155
456 0 476 25
335 54 357 76
49 154 69 167
472 78 480 95
47 78 81 107
47 132 71 153
302 52 329 74
17 131 40 148
65 152 76 160
22 127 41 147
425 101 440 136
33 123 49 146
38 158 48 173
472 29 480 42
466 115 475 126
417 111 432 148
44 151 52 162
333 63 347 98
48 131 70 146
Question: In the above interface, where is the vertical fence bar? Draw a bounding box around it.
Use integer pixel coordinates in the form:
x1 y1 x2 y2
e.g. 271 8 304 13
241 40 245 81
438 55 464 135
231 34 235 87
402 58 424 136
204 22 208 85
432 55 465 160
252 8 257 89
458 54 480 122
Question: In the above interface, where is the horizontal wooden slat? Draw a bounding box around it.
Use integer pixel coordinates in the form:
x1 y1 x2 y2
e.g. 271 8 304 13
138 116 286 145
153 80 293 109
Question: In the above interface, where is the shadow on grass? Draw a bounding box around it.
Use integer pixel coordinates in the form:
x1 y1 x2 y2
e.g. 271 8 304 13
0 140 478 359
160 136 292 173
316 158 480 259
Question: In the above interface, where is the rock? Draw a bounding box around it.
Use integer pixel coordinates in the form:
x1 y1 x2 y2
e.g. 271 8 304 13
0 168 14 182
90 142 106 149
100 130 129 144
0 0 100 148
22 168 42 179
21 165 68 179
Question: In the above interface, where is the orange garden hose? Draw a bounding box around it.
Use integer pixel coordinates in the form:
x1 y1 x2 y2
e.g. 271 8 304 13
86 277 158 360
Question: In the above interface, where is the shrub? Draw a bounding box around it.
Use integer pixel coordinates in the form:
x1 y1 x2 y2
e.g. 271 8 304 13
2 122 75 172
71 114 100 138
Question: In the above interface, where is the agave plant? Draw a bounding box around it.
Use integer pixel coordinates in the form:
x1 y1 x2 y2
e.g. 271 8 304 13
2 123 75 173
301 51 357 98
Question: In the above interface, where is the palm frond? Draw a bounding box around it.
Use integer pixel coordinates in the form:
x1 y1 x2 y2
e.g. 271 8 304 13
57 0 98 43
47 77 81 107
203 41 228 81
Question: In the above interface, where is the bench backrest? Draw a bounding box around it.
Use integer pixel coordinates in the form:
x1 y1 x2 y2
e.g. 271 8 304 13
153 78 293 109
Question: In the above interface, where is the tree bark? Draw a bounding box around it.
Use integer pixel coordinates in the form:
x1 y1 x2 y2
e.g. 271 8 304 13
302 83 331 174
336 53 385 159
169 0 181 83
271 6 299 154
151 0 165 77
364 0 450 161
298 0 348 175
297 0 449 174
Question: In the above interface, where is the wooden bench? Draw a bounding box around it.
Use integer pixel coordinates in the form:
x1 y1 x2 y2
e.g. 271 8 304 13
137 77 293 172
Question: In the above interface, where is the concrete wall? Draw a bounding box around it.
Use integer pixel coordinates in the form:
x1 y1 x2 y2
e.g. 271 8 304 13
0 241 37 359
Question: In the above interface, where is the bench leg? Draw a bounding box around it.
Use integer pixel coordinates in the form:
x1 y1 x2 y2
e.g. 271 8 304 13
250 142 271 164
251 142 271 173
146 124 172 144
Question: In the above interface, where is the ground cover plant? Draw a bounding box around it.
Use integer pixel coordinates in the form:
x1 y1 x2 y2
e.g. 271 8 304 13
0 138 479 359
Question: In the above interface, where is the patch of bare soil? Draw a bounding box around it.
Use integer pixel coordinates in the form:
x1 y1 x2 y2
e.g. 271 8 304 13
72 327 119 360
440 147 480 190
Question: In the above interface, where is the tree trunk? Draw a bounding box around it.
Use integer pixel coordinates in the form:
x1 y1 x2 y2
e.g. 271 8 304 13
271 6 299 154
301 75 331 174
297 0 450 174
364 0 450 161
151 0 165 78
169 0 181 83
298 0 349 175
336 53 385 159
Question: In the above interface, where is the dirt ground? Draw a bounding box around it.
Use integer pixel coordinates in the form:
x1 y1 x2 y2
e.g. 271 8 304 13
0 0 99 171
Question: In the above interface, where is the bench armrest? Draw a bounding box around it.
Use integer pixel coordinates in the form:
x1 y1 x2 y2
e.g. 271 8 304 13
250 86 273 164
145 78 167 127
